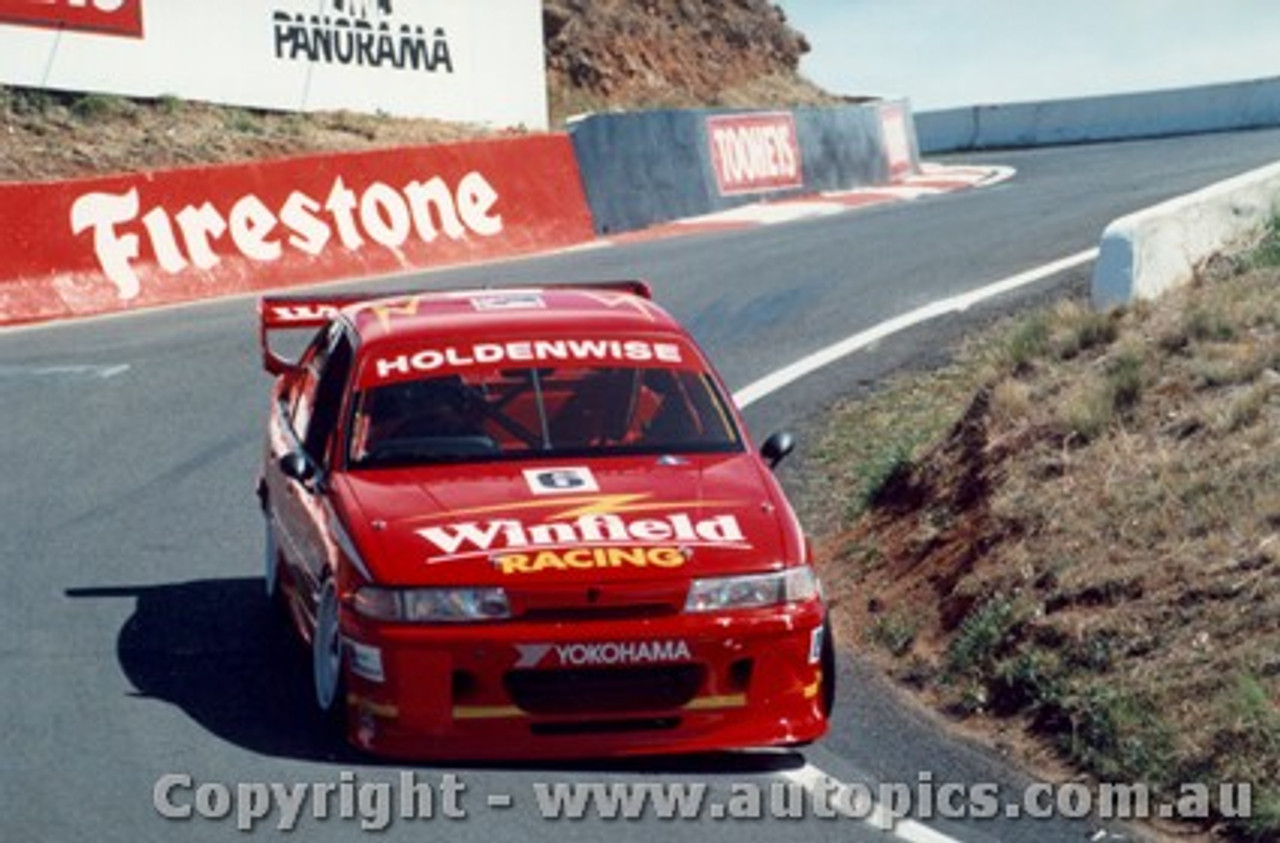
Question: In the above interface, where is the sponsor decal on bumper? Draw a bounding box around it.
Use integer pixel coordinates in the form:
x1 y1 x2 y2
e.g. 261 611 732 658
514 639 693 669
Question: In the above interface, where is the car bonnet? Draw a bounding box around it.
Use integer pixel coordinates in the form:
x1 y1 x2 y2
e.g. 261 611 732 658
334 453 796 588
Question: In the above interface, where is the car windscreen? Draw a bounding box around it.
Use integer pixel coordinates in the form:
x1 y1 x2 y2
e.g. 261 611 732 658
347 366 743 468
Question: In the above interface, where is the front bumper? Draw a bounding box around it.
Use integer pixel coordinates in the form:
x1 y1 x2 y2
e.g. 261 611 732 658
339 601 829 760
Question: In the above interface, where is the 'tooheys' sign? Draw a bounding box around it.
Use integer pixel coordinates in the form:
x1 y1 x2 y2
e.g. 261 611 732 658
0 0 144 37
706 112 803 196
0 135 595 325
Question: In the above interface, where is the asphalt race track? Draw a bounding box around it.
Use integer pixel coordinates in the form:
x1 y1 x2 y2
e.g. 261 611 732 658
5 127 1280 842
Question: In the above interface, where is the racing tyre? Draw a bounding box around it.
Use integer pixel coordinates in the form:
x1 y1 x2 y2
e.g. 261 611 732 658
264 514 290 619
312 579 345 718
820 617 837 718
264 516 280 600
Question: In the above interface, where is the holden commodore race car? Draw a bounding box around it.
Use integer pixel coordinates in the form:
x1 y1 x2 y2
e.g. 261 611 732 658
256 280 834 759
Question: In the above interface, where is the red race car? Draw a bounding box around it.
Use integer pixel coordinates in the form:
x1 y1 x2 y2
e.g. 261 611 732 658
256 281 833 759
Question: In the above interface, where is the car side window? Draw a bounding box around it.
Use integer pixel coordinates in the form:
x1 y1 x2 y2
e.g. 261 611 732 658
287 328 331 439
301 329 355 466
286 324 355 467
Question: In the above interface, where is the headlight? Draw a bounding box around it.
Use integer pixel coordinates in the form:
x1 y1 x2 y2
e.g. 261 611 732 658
353 587 511 623
684 567 820 613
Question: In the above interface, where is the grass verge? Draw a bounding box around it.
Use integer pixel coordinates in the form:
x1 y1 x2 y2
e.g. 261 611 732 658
806 228 1280 840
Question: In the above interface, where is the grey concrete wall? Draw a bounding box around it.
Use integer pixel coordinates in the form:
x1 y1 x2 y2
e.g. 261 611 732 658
569 101 917 235
917 76 1280 153
793 105 892 191
567 110 716 235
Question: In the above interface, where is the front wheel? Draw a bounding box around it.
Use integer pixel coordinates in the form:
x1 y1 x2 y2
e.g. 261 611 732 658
312 579 344 716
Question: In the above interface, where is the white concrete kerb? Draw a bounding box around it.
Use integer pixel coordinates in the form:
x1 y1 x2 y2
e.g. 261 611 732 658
1092 159 1280 308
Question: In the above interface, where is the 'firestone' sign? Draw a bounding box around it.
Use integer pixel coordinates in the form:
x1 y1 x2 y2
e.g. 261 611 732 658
70 171 502 301
0 1 546 128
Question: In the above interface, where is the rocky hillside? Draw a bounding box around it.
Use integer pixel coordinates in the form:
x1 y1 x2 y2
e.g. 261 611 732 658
0 0 833 182
543 0 832 115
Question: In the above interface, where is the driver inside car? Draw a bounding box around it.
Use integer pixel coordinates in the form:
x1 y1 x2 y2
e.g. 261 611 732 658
355 376 487 459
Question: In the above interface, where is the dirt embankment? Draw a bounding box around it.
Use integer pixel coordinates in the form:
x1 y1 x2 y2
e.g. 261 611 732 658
0 0 833 183
807 242 1280 840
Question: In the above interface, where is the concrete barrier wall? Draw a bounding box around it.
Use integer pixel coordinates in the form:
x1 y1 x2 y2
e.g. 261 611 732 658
917 76 1280 153
571 100 917 235
1092 160 1280 308
794 105 893 191
0 135 596 326
568 110 717 236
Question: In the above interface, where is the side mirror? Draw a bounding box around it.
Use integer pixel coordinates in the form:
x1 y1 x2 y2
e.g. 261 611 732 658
760 431 796 470
278 451 317 484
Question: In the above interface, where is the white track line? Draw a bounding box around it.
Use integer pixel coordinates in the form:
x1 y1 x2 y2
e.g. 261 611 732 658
733 248 1099 409
897 819 971 843
0 363 130 379
780 763 964 842
779 764 895 831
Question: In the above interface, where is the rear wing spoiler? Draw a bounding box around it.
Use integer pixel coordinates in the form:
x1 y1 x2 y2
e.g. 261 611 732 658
258 293 366 376
258 280 653 375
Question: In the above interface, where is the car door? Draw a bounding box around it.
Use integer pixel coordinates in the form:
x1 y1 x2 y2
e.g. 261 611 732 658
267 322 356 628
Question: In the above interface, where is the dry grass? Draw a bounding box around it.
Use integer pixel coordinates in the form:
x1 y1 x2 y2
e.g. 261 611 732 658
806 232 1280 840
0 86 495 182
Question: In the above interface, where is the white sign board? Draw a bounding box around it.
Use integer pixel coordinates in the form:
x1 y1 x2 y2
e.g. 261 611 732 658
0 0 547 129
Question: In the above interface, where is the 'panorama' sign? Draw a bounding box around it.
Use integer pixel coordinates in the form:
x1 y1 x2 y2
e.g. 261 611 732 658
272 0 455 74
0 0 546 128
